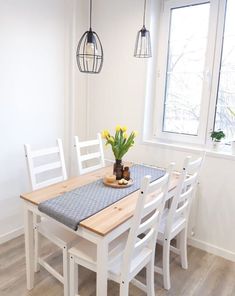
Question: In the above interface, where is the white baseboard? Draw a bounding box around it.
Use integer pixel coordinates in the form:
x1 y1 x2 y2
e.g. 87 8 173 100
0 227 24 245
188 237 235 262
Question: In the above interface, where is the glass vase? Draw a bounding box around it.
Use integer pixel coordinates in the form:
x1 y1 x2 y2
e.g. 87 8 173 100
113 159 123 180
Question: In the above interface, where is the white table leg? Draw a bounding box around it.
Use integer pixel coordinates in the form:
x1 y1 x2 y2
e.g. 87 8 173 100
24 204 35 290
34 214 41 272
96 239 108 296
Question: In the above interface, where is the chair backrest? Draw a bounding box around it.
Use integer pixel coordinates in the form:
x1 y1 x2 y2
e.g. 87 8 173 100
24 139 67 190
183 155 204 178
74 133 105 175
164 156 204 237
121 170 171 278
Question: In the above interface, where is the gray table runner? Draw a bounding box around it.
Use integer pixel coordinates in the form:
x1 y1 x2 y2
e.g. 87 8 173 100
38 164 165 230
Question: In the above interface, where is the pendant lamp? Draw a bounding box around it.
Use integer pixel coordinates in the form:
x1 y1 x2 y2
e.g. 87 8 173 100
134 0 152 58
76 0 103 73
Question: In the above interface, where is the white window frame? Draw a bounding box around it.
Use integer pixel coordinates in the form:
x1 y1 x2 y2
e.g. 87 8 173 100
153 0 221 146
207 0 228 138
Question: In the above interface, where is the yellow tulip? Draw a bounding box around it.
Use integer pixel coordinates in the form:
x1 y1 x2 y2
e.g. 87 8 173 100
109 136 114 143
123 132 128 139
121 126 127 132
133 130 138 137
115 125 121 132
101 130 106 138
102 130 109 138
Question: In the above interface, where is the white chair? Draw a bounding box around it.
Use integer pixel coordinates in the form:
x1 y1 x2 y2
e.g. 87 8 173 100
69 172 170 296
24 139 78 296
74 133 105 175
155 156 203 290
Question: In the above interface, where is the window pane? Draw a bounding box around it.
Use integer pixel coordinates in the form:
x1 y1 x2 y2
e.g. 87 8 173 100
214 0 235 141
163 3 210 135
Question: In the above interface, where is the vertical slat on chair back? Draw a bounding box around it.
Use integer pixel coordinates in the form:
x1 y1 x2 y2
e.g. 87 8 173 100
74 133 105 175
164 156 204 237
121 172 170 278
174 173 198 221
24 139 67 190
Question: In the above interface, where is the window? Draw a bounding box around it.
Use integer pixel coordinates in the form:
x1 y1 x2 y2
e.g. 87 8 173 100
163 3 210 136
214 0 235 141
154 0 235 145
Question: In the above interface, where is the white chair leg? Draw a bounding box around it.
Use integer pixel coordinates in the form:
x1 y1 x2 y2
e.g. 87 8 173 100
179 228 188 269
119 279 129 296
162 239 171 290
63 246 69 296
70 255 78 296
146 260 155 296
34 214 41 273
175 234 180 249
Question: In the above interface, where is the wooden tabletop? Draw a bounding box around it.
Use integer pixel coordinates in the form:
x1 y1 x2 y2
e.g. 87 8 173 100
20 165 179 236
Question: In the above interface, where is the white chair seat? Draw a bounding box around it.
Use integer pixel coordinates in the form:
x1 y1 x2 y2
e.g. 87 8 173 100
38 220 78 248
70 230 152 284
108 247 152 281
158 208 186 241
69 231 129 267
70 228 158 286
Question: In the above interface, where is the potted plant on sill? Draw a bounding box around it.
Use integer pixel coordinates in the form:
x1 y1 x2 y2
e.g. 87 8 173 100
210 130 225 151
101 125 138 180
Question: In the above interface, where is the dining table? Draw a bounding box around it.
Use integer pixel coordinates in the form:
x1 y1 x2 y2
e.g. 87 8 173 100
20 163 179 296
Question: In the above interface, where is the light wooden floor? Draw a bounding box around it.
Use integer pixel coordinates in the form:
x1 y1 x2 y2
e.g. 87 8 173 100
0 235 235 296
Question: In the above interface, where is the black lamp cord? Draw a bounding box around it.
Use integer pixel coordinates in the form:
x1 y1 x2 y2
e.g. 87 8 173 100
143 0 147 27
89 0 92 30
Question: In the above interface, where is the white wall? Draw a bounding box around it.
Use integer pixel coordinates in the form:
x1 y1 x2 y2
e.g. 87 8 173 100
1 0 234 262
69 0 91 176
76 0 235 261
0 0 72 243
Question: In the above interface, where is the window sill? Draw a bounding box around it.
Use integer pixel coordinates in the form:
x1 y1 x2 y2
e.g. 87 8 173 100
142 139 235 161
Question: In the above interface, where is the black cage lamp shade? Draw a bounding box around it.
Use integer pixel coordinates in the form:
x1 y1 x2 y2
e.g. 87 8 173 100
134 0 152 58
76 0 103 74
